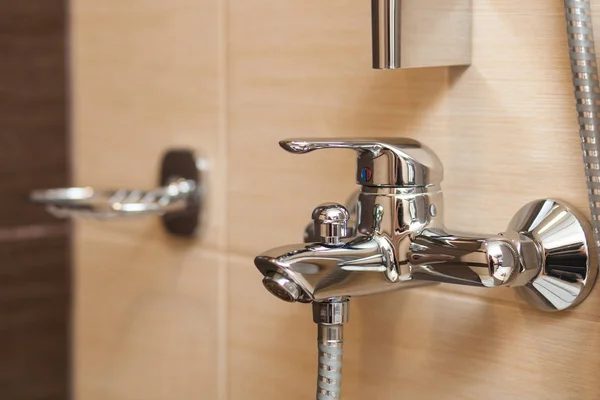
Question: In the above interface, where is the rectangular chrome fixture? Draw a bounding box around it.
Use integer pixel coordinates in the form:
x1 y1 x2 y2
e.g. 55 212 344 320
372 0 472 69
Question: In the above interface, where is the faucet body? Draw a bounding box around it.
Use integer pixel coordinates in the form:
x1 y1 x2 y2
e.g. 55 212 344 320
256 139 596 311
256 184 540 302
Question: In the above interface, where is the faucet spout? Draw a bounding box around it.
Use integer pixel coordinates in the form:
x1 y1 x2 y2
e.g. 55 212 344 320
254 236 399 302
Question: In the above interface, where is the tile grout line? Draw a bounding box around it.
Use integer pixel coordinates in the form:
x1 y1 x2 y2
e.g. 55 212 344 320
66 2 80 399
216 0 230 397
0 223 69 242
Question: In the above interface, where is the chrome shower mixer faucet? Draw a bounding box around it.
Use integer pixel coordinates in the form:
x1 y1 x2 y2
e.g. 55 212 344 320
254 138 598 399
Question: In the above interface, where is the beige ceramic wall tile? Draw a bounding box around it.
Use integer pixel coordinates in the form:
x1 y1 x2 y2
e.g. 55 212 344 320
229 256 600 400
228 254 317 399
72 0 224 249
75 222 221 400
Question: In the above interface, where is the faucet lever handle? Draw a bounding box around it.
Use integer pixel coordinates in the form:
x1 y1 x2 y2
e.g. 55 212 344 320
280 138 443 187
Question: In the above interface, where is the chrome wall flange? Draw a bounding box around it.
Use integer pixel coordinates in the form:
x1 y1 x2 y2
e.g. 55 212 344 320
508 199 598 312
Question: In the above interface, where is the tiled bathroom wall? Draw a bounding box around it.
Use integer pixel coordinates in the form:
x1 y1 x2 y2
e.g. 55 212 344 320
72 1 600 399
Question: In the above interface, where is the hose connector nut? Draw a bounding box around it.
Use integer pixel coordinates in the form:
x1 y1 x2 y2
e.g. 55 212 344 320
313 299 350 325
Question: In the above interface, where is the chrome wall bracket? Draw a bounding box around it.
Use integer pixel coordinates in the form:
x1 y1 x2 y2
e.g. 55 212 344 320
30 149 202 237
371 0 472 69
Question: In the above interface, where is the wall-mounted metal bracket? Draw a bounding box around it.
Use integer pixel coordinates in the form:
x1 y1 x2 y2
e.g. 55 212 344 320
372 0 472 69
30 149 202 237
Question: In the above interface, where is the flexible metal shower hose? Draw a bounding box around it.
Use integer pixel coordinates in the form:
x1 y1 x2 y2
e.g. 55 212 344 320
564 0 600 257
317 325 343 399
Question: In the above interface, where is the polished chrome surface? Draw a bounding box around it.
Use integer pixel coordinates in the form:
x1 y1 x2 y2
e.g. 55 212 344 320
256 138 598 312
314 300 348 400
255 236 397 302
371 0 472 69
280 138 443 187
312 203 351 245
31 149 202 237
509 200 597 311
313 299 350 325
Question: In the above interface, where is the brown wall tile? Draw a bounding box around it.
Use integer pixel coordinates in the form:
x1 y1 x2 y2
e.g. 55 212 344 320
0 236 70 399
0 0 69 228
0 1 70 399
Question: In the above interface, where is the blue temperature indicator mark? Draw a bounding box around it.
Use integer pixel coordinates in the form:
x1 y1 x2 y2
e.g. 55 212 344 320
361 167 372 182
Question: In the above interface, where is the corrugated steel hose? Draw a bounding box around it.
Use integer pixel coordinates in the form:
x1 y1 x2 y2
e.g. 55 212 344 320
313 300 349 400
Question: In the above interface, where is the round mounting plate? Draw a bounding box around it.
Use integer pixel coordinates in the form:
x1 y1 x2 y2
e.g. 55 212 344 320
508 199 598 311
